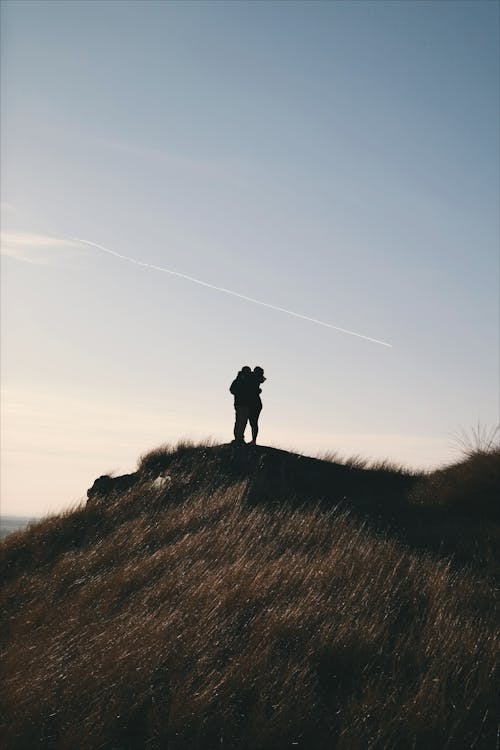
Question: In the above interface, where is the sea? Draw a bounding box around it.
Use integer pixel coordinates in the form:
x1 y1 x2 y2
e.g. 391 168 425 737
1 515 40 541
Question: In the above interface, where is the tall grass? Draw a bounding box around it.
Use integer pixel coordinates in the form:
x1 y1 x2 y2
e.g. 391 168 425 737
1 443 498 749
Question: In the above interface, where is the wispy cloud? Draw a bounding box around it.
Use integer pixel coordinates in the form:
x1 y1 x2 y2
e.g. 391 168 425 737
0 202 18 215
1 386 212 515
0 232 81 265
100 138 256 189
2 227 392 345
73 236 393 347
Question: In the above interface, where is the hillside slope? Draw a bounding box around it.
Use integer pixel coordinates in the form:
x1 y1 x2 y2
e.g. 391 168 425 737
1 443 499 749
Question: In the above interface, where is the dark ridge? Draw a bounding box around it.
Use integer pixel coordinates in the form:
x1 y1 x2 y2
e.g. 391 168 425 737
86 442 500 578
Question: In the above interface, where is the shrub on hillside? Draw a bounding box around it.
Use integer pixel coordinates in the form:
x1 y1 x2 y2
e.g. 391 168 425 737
138 439 215 475
409 448 500 520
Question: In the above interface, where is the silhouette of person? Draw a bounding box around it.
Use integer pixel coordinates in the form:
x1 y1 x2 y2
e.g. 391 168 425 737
248 366 266 445
229 365 266 445
230 366 253 444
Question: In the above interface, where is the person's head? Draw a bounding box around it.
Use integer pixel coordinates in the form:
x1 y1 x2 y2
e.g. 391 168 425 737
240 366 252 378
253 366 266 383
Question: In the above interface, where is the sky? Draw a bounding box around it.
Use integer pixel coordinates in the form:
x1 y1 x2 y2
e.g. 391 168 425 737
1 0 499 517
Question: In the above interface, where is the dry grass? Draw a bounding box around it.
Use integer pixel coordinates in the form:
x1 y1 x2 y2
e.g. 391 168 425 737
409 447 500 518
1 444 499 749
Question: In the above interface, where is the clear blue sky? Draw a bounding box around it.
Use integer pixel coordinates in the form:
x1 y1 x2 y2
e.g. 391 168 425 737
1 0 498 515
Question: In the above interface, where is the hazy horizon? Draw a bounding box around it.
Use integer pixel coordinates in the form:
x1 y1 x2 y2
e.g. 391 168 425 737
1 0 499 515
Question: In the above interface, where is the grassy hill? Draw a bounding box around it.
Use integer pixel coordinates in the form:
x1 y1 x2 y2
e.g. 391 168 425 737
1 442 499 749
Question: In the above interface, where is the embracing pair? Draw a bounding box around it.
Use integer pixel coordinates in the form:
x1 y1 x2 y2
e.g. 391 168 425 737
229 366 266 445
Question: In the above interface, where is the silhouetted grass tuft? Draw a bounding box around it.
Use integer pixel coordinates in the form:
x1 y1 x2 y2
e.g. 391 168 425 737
409 447 500 519
137 438 216 475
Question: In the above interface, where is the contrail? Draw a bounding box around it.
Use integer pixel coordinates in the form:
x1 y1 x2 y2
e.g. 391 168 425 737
72 237 392 347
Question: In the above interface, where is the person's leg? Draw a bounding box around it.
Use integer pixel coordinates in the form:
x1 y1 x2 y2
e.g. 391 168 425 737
233 408 241 441
249 406 261 443
239 407 249 442
234 407 249 443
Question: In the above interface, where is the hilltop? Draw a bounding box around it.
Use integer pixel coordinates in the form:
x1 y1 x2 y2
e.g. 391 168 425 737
1 442 499 749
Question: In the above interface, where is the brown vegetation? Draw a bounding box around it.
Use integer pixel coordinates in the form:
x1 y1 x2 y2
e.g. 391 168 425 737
1 442 498 749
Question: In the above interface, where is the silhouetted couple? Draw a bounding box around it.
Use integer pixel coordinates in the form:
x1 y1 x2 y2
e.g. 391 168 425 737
230 366 266 445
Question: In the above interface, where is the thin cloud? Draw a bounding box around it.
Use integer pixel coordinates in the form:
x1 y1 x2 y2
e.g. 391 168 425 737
104 139 216 173
100 138 256 188
0 202 18 215
0 232 81 265
73 236 392 347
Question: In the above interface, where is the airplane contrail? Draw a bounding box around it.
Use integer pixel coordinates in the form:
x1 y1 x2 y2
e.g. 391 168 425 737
72 237 392 348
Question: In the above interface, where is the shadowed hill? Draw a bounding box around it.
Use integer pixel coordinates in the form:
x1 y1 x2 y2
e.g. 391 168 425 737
85 442 499 576
1 442 499 749
136 443 418 511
